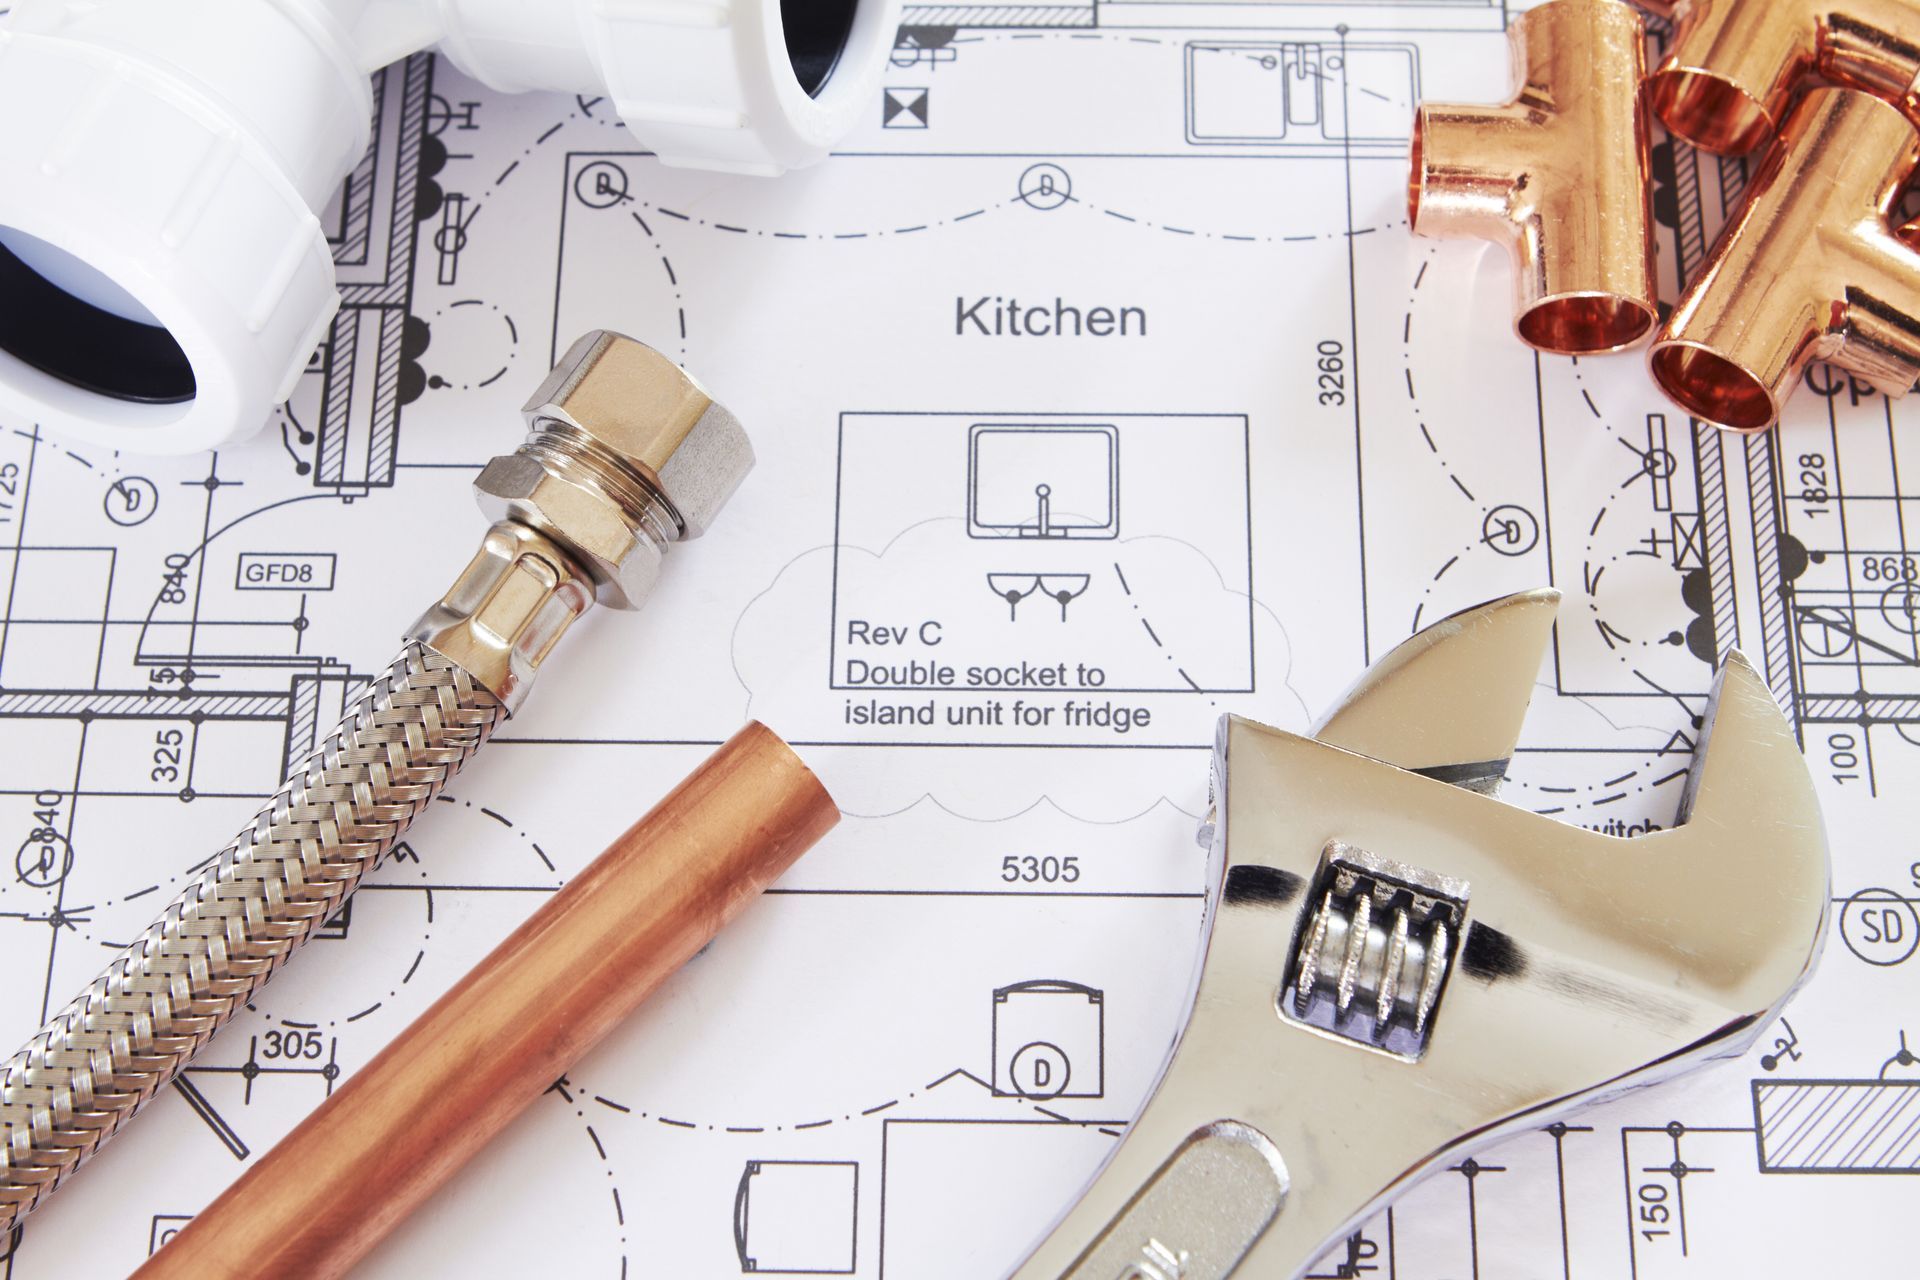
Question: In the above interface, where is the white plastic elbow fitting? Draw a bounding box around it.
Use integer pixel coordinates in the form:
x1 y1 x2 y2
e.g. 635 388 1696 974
0 0 897 455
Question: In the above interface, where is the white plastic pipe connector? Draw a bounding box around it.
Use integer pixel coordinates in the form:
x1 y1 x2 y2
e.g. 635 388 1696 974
0 0 898 455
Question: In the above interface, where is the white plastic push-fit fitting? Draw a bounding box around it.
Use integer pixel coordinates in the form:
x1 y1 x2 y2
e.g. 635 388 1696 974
0 0 897 455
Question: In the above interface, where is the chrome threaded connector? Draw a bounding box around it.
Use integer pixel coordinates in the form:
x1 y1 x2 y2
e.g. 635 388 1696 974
419 330 756 709
475 331 754 610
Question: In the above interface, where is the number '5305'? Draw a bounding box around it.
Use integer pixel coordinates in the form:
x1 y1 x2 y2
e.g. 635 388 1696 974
1001 855 1080 883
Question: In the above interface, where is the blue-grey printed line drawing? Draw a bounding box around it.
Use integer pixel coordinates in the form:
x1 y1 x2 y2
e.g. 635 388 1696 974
0 0 1912 1275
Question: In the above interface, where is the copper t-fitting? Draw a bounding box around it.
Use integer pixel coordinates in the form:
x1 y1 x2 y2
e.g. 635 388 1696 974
1645 0 1920 155
1410 0 1656 355
1651 88 1920 432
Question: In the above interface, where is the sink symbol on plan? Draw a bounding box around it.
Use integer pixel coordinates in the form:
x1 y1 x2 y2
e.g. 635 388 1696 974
967 424 1119 541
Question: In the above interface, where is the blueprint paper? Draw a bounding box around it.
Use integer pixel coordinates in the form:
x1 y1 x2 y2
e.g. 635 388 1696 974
0 2 1915 1275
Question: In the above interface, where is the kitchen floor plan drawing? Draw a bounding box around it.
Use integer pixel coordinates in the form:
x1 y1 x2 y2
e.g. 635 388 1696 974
0 2 1912 1276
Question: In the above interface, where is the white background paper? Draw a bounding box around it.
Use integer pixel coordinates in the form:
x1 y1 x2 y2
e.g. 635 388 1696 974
0 2 1912 1275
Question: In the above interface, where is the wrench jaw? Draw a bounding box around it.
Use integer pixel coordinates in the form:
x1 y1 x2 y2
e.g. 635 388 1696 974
1638 648 1832 1061
1008 603 1829 1280
1312 588 1561 794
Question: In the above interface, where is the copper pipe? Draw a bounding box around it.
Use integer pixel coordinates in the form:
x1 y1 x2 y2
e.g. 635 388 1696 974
1643 0 1920 155
1650 88 1920 432
1409 0 1657 356
134 722 838 1280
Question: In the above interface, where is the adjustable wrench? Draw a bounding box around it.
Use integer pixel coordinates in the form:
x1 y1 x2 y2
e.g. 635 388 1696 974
1012 589 1830 1279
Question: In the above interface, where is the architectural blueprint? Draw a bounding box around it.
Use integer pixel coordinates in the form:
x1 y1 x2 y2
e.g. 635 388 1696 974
0 0 1915 1274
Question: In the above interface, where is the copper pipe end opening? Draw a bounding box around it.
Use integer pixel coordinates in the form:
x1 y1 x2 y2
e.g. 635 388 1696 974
1649 340 1778 432
1647 68 1776 155
1519 293 1656 355
1409 0 1655 357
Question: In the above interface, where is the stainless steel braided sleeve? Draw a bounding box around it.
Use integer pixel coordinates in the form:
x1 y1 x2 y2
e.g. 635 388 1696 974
0 642 505 1230
0 329 749 1234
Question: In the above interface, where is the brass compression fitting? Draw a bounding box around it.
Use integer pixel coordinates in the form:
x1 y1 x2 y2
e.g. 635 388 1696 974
0 331 753 1230
1410 0 1657 356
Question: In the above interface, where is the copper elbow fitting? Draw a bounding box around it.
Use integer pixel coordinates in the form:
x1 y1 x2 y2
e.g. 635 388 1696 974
1651 88 1920 432
1410 0 1656 355
1646 0 1920 155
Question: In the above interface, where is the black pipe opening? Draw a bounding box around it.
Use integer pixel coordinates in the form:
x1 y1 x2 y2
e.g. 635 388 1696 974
783 0 860 98
0 237 195 405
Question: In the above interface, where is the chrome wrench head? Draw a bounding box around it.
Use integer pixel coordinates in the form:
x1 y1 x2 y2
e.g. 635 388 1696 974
1012 590 1830 1280
1311 586 1562 793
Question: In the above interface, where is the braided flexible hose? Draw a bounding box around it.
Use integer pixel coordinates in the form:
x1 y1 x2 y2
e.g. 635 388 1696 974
0 329 747 1235
0 642 504 1230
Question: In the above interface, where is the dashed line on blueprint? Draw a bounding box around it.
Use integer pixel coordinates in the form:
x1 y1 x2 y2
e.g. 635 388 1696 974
559 1064 1119 1137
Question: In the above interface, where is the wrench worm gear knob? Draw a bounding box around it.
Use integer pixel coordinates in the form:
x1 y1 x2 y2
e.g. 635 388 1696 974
0 334 752 1230
1650 88 1920 433
0 0 899 455
1012 591 1829 1280
1409 0 1657 356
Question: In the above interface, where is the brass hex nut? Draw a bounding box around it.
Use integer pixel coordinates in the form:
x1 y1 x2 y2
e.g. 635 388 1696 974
476 331 755 610
520 331 753 539
474 452 665 610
